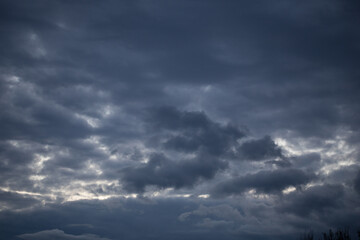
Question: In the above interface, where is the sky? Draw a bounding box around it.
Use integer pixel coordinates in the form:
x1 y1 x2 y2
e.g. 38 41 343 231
1 1 360 239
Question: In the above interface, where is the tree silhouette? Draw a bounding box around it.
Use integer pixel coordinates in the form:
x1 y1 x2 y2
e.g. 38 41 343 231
300 231 314 240
300 228 357 240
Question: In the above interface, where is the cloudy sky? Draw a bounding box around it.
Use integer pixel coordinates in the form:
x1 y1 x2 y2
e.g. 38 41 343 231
1 1 360 239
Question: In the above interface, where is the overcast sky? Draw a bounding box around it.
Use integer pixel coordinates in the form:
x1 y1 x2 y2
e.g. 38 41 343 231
1 1 360 239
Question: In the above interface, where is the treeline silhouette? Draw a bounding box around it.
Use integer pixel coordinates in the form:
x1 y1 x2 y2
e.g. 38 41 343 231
300 229 360 240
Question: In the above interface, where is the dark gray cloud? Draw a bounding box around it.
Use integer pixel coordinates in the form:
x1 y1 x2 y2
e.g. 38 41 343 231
147 106 245 156
0 192 358 240
212 168 315 196
354 170 360 195
1 0 360 239
0 190 40 211
238 136 282 161
291 153 321 169
117 106 246 193
325 165 360 187
278 184 345 217
120 152 227 193
178 204 244 230
0 198 242 240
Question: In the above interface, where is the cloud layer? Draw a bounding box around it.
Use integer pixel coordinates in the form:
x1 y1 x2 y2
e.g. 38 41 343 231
1 0 360 239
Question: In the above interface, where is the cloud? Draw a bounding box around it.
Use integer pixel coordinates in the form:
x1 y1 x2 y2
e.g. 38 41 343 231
212 168 315 196
354 170 360 195
118 107 247 193
0 190 40 211
1 0 360 239
0 198 235 240
237 136 283 161
120 152 227 193
0 195 358 240
147 106 245 156
179 204 244 223
278 184 345 217
325 165 360 186
291 153 321 170
18 229 111 240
